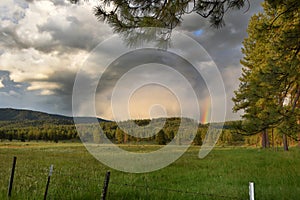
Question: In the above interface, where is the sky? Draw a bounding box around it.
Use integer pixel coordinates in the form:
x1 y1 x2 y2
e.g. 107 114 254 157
0 0 264 122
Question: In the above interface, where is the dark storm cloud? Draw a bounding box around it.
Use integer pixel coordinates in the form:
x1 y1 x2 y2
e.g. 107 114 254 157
96 48 209 99
24 0 67 6
177 0 264 120
24 69 94 115
0 68 91 116
24 70 76 113
38 16 100 52
19 49 209 117
51 0 68 6
47 70 76 97
180 0 263 69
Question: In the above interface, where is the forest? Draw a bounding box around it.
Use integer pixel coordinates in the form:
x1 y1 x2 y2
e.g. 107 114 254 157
0 115 297 149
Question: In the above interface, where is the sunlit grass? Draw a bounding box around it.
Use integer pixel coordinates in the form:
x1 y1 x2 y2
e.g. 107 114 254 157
0 142 299 199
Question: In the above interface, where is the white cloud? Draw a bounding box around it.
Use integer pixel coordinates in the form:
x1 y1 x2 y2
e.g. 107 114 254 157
0 0 27 26
0 0 112 83
27 81 60 92
0 78 4 88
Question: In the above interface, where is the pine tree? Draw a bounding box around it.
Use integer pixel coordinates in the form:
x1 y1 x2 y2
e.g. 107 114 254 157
156 129 166 145
193 130 202 146
232 1 300 150
116 128 124 144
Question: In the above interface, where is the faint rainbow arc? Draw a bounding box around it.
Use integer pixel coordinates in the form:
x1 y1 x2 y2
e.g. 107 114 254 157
200 98 211 124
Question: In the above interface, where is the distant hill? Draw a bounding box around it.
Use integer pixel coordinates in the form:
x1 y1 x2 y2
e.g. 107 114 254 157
0 108 250 146
0 108 108 124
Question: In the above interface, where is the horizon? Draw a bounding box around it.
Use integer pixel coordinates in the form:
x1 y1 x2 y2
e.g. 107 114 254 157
0 107 235 124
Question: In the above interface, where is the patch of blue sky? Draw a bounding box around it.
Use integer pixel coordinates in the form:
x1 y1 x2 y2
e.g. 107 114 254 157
193 29 204 37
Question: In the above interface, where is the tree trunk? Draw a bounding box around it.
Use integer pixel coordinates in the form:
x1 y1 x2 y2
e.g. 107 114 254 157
124 133 128 144
266 129 270 148
298 119 300 148
283 134 289 151
262 130 267 148
272 128 275 150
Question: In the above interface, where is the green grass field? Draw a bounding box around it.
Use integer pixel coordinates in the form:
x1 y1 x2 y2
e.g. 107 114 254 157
0 142 299 200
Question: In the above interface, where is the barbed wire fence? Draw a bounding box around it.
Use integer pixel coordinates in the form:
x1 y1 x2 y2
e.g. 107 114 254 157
4 157 252 200
109 181 243 200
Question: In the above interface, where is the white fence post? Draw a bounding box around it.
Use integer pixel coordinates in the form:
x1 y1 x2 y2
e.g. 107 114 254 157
249 182 255 200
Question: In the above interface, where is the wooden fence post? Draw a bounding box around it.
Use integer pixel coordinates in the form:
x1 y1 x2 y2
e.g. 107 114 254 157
44 164 54 200
101 171 111 200
249 182 255 200
8 156 17 197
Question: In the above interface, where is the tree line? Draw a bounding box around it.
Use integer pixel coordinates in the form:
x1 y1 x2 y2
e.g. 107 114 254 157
0 118 297 148
0 123 77 143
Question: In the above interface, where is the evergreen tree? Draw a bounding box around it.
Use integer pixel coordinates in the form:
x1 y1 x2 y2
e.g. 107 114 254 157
232 1 300 150
71 0 248 47
116 127 124 144
193 130 202 146
72 0 247 28
156 129 166 145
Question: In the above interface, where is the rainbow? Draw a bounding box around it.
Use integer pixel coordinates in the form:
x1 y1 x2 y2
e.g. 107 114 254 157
200 98 211 124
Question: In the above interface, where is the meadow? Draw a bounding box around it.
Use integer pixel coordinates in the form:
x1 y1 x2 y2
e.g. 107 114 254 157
0 142 299 200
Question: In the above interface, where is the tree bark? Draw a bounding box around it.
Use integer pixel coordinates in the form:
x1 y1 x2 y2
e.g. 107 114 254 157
266 129 270 148
272 128 275 150
298 119 300 148
262 130 267 148
283 134 289 151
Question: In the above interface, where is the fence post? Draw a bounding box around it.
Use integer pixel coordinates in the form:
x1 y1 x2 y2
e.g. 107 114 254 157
8 156 17 197
101 171 111 200
44 164 54 200
249 182 255 200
